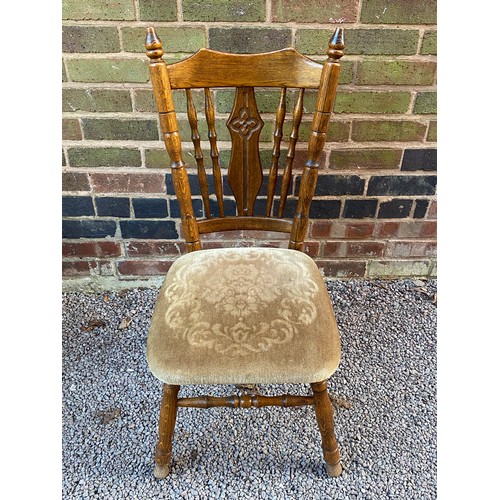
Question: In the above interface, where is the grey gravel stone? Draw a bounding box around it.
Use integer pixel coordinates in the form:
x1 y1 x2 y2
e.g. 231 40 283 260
62 279 437 499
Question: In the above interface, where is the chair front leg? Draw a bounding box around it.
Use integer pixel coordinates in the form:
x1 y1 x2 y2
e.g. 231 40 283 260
154 383 180 479
311 380 342 477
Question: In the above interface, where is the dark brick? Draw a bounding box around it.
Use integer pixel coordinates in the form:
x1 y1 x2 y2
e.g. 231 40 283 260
271 0 358 23
209 27 291 53
361 0 437 24
309 200 342 219
357 60 436 86
165 173 216 197
133 198 168 218
138 0 176 20
63 89 133 112
120 220 178 239
413 199 429 219
62 172 90 192
62 261 99 277
125 241 185 257
413 92 437 114
95 197 130 217
330 149 402 170
169 199 205 219
334 91 412 114
316 260 367 278
209 198 237 218
62 220 116 239
351 120 426 142
62 196 94 216
68 148 141 168
184 0 265 21
62 241 122 258
81 118 159 141
367 176 437 196
401 149 437 171
343 199 378 219
294 174 365 196
62 26 120 53
377 199 413 218
117 260 174 275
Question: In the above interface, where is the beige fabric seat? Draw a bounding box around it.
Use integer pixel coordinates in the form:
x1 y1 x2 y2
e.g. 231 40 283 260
147 247 341 385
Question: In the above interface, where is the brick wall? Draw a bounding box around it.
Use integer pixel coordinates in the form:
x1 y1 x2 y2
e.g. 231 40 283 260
62 0 437 290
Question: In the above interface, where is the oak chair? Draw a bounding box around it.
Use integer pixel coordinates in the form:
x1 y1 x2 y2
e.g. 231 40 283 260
144 26 345 479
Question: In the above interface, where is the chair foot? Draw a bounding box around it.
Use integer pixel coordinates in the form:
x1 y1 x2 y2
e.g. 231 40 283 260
326 462 342 477
153 463 171 480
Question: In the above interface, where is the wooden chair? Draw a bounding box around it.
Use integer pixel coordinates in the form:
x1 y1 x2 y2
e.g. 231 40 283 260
144 26 345 479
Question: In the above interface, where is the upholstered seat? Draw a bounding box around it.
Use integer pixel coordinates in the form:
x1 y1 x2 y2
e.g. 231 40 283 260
147 247 341 385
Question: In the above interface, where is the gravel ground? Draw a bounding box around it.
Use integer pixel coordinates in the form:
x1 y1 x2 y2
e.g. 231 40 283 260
62 279 437 499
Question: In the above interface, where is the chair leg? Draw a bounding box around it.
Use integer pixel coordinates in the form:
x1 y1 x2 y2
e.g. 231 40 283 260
310 380 342 477
153 384 180 479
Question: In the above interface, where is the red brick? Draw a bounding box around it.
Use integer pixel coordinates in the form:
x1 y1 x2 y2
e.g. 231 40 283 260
303 241 320 256
397 220 436 239
62 241 122 258
345 222 375 239
310 220 333 238
315 259 367 278
322 241 343 257
345 241 385 257
420 220 437 238
117 260 173 276
375 221 400 238
125 240 185 257
427 200 437 219
90 173 166 193
62 261 98 277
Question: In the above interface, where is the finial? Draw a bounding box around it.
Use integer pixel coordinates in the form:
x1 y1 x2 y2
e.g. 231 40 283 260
327 27 345 61
145 27 164 60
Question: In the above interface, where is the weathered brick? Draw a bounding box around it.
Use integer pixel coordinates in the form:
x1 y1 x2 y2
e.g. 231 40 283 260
367 260 431 278
271 0 358 23
62 172 90 192
330 149 402 170
421 31 437 55
62 119 82 140
62 196 94 216
351 120 426 142
62 26 120 53
322 241 343 257
138 0 176 20
396 220 436 239
310 220 333 238
62 220 116 238
427 200 437 219
62 0 135 20
401 149 437 171
361 0 437 24
345 222 375 239
414 92 437 114
122 27 205 53
65 58 149 83
346 241 385 257
62 60 67 82
367 176 436 196
185 0 265 21
91 173 166 193
297 28 419 55
133 198 168 218
120 220 178 239
81 118 159 141
333 91 412 114
125 241 185 257
427 121 437 142
209 27 292 53
68 148 141 168
386 241 436 258
63 89 133 112
343 199 378 218
377 198 413 218
62 241 122 258
95 197 131 217
62 261 99 277
374 221 400 238
316 260 367 278
357 60 436 86
117 260 174 275
413 199 429 219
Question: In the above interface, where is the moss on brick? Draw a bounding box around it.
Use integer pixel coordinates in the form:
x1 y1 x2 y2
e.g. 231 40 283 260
82 118 159 141
137 0 176 20
122 27 206 53
427 121 437 142
367 260 431 278
414 92 437 114
62 0 135 20
62 26 120 53
361 0 437 24
63 119 82 140
184 0 265 21
351 120 427 142
65 58 149 83
357 60 436 86
330 149 402 170
333 91 412 114
421 31 437 55
67 147 142 168
63 89 133 112
271 0 358 23
209 27 291 53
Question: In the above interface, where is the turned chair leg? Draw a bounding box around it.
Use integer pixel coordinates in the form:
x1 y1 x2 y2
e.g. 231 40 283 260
153 384 180 479
310 380 342 477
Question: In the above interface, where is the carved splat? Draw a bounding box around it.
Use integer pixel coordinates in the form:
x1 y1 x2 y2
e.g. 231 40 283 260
227 87 264 216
